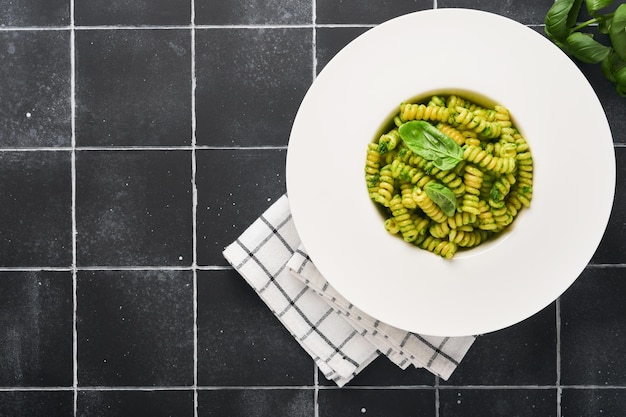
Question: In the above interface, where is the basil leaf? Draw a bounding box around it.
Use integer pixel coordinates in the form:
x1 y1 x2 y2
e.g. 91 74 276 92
598 14 612 34
585 0 613 15
424 183 457 217
545 0 583 41
569 0 585 26
398 121 463 171
601 55 618 82
609 3 626 61
615 62 626 86
602 51 626 82
566 31 612 63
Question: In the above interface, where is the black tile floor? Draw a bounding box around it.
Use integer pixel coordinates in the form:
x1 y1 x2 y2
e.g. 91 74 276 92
0 1 625 416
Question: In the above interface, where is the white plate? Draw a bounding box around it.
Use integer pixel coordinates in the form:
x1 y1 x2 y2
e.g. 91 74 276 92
286 8 616 337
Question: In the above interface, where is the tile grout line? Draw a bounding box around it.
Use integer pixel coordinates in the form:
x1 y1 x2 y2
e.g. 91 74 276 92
0 23 377 32
434 375 440 417
311 1 320 416
0 145 289 151
8 384 626 391
1 143 623 153
69 0 78 414
311 0 318 81
556 297 562 417
2 263 626 273
191 0 199 415
313 364 320 417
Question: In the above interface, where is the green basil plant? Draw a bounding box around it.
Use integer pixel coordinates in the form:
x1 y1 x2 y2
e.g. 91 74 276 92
545 0 626 96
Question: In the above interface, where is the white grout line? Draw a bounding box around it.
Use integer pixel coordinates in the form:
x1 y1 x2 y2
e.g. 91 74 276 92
0 267 74 272
69 0 78 413
311 2 320 416
556 297 562 417
434 375 440 417
0 146 289 152
1 263 623 273
191 0 199 415
311 4 317 81
0 23 383 32
72 265 195 271
4 384 626 392
1 264 624 273
313 364 320 417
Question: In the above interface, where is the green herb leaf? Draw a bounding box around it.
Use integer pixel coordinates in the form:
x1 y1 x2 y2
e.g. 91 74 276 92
601 55 618 82
398 121 463 171
424 183 457 217
602 51 626 81
609 3 626 61
566 31 612 63
615 63 626 88
544 0 626 96
598 14 612 34
545 0 583 41
585 0 613 15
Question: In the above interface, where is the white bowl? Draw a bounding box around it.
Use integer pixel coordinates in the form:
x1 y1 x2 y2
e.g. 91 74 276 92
286 8 615 336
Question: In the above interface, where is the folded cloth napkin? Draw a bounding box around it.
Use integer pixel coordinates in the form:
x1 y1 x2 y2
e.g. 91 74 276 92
223 194 476 386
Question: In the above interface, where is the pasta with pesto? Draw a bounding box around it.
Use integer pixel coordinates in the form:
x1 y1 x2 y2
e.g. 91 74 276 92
365 93 533 259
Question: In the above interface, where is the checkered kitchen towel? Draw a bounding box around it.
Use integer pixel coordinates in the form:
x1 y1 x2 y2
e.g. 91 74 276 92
223 195 476 386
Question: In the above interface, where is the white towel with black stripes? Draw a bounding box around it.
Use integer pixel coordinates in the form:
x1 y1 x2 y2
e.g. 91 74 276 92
223 194 476 387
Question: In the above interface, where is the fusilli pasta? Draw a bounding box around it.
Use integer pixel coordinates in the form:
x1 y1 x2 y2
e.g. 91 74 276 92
365 93 533 258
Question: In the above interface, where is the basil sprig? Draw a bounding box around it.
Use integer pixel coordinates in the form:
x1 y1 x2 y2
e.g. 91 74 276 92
545 0 626 96
424 182 457 217
398 121 463 171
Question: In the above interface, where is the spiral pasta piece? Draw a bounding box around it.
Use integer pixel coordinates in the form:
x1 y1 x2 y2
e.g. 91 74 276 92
515 150 533 207
446 94 480 111
463 145 516 174
464 136 482 147
428 95 447 107
372 164 394 207
377 129 400 154
436 123 466 146
477 199 498 231
463 164 483 196
492 205 514 230
453 107 502 139
449 229 491 248
365 143 381 195
489 174 515 206
435 170 466 198
365 144 381 195
494 105 511 122
418 236 458 259
384 218 400 234
496 142 517 158
430 221 451 239
411 187 448 223
389 194 420 243
412 214 430 236
446 211 477 229
460 193 480 216
400 182 416 209
399 103 453 124
395 144 413 164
